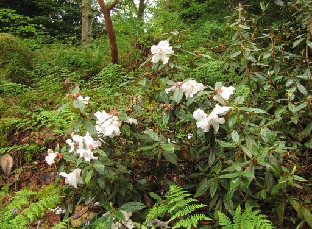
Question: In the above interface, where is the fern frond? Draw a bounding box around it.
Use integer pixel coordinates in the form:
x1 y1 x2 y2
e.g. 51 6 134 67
168 197 199 214
218 211 233 229
169 203 207 221
233 205 242 229
145 185 212 228
146 203 167 220
218 206 273 229
10 193 60 227
173 214 211 229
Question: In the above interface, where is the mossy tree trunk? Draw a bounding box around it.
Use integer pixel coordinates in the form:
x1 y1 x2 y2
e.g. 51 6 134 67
81 0 92 45
97 0 119 64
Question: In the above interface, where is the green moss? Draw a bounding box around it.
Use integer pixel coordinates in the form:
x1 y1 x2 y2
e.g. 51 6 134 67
0 33 34 85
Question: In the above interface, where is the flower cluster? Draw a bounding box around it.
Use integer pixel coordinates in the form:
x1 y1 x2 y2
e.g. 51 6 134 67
193 85 235 133
193 104 232 133
94 111 122 138
66 132 101 161
213 86 235 105
165 79 205 99
151 40 174 65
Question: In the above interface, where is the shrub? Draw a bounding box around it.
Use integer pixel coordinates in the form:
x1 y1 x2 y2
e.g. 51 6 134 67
0 33 34 85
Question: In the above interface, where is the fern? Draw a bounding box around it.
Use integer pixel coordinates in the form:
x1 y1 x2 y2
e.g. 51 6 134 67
0 185 62 229
218 205 273 229
145 185 211 228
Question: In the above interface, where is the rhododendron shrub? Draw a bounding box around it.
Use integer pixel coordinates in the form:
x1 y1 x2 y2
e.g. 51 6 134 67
46 39 307 225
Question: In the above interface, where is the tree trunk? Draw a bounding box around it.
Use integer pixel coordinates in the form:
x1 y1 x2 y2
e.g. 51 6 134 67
81 0 92 44
137 0 145 21
97 0 119 64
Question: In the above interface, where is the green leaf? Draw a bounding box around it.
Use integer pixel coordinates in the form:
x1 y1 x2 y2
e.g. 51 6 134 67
217 140 235 148
71 86 80 94
230 51 241 58
231 130 239 143
289 102 308 113
230 177 241 189
119 202 146 212
146 129 159 141
241 146 253 158
210 179 218 198
69 117 83 132
73 99 85 111
241 171 255 179
296 82 308 95
57 102 70 112
277 202 285 225
84 120 97 135
163 112 170 126
115 210 126 221
302 207 312 228
260 127 276 145
149 192 162 202
293 175 307 182
239 107 267 114
83 168 93 184
139 143 158 151
93 162 106 175
219 172 240 179
117 111 128 122
173 88 183 103
293 38 305 48
162 144 178 165
195 178 210 197
137 78 146 85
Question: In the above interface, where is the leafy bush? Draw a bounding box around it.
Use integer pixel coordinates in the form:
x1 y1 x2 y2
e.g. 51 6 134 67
0 33 34 85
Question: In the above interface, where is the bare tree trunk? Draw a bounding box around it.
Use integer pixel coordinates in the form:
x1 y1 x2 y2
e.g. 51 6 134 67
82 0 92 44
137 0 145 21
97 0 119 64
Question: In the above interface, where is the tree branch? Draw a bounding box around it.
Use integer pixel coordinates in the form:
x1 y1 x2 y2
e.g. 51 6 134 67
107 0 119 11
97 0 107 10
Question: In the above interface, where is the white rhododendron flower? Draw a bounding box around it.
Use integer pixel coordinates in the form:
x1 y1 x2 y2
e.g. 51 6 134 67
151 40 174 64
83 132 101 149
94 111 121 137
76 95 90 104
206 112 226 134
213 86 235 104
59 168 83 188
65 132 101 161
193 105 232 133
76 148 98 162
45 149 57 165
193 108 207 121
165 82 183 94
165 80 204 99
181 80 205 99
211 104 232 116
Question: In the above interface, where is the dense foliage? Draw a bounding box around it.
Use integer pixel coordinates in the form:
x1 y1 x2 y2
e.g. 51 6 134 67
0 0 311 228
